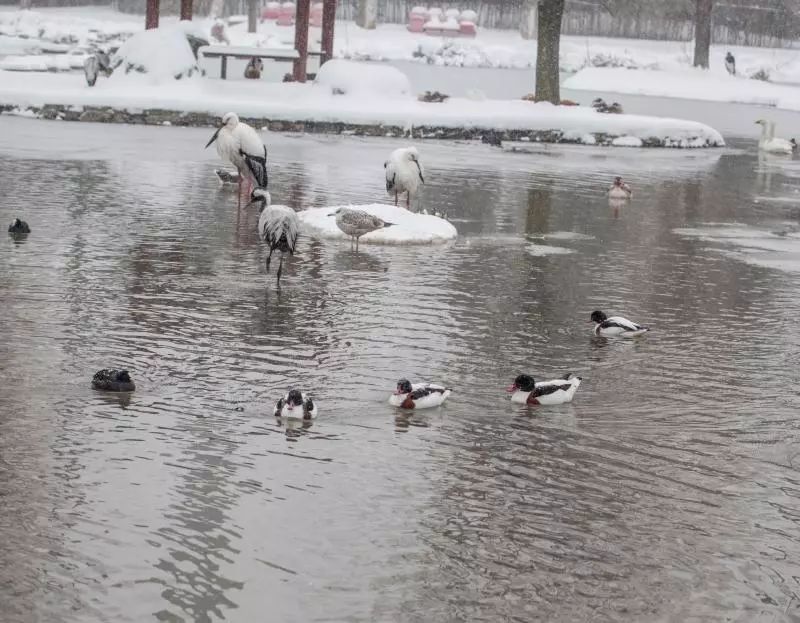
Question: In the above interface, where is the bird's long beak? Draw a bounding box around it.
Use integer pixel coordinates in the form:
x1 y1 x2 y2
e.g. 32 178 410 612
327 213 335 217
506 384 518 393
205 127 221 148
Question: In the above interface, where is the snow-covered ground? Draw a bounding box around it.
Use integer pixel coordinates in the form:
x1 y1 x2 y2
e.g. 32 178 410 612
299 204 458 244
0 66 724 147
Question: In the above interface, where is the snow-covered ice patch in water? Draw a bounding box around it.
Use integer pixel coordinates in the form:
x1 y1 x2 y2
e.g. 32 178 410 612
315 59 411 98
611 135 644 148
526 244 573 256
674 224 800 272
299 204 457 245
533 231 595 241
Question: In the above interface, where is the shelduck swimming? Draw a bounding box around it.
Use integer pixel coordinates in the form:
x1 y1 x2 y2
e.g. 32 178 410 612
8 218 31 234
755 119 794 155
389 379 451 409
507 373 581 405
591 310 649 337
607 176 632 199
274 389 317 420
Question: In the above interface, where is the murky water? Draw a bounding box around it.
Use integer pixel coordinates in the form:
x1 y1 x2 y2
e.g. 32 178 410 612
2 116 800 622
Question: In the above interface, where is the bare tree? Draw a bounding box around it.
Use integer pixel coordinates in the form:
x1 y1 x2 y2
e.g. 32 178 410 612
535 0 565 104
693 0 713 67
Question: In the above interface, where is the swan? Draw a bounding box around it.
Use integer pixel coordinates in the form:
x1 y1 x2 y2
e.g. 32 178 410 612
755 119 793 155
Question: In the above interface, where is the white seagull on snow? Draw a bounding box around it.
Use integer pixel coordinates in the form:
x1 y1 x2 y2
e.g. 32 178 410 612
385 146 424 209
206 112 268 206
328 207 394 249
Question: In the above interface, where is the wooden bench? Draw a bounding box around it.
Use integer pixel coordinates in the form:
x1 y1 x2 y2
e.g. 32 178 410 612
199 45 300 79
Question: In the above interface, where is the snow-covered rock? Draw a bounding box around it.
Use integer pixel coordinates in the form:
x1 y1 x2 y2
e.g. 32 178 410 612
315 59 411 98
299 204 457 245
110 27 201 83
611 135 643 148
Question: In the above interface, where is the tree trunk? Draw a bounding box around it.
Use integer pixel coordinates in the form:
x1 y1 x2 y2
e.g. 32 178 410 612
356 0 377 29
520 0 537 40
248 0 258 33
180 0 192 21
145 0 159 29
19 0 31 9
693 0 712 68
535 0 564 104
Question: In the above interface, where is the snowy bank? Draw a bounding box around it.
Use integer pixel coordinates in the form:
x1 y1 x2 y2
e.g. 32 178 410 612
299 204 457 244
0 70 725 147
564 67 800 112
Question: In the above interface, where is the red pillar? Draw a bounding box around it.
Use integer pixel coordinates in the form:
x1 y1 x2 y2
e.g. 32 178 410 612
180 0 192 21
145 0 159 29
320 0 336 64
293 0 311 82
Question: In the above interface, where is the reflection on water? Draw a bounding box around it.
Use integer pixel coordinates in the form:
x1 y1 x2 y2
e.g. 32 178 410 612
2 117 800 622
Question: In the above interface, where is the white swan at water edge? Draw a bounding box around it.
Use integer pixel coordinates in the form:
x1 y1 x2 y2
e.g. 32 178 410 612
385 147 425 209
506 373 581 406
755 119 794 155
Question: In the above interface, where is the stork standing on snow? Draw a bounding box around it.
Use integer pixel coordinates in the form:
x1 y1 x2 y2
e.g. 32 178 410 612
205 112 268 207
385 147 424 209
252 189 299 285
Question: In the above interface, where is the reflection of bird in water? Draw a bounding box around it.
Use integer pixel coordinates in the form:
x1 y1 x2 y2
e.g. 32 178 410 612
274 389 317 419
607 176 632 199
205 112 268 207
591 310 649 337
254 189 299 285
507 373 581 405
328 207 394 249
755 119 794 155
389 379 451 409
385 146 425 208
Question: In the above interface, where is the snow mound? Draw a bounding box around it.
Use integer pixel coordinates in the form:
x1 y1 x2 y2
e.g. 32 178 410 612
299 204 457 245
314 59 411 98
611 135 644 148
110 27 201 83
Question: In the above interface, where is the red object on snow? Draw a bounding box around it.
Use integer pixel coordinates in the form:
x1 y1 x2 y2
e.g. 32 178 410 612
407 14 425 32
277 2 296 25
262 2 281 20
459 20 477 37
310 2 323 27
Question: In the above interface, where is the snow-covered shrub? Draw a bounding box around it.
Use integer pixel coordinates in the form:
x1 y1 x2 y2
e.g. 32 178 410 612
110 27 201 82
750 68 770 82
315 59 411 97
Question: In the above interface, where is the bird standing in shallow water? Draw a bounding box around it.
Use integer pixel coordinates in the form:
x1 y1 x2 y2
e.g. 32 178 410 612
385 147 424 209
608 176 632 199
328 208 394 249
205 112 268 207
253 189 299 285
591 310 649 337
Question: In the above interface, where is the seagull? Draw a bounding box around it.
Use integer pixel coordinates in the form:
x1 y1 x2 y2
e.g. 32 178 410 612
327 207 394 249
725 51 736 76
205 112 268 207
385 147 424 209
253 189 299 285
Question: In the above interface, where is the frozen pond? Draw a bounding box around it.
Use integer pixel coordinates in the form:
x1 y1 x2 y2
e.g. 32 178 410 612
2 116 800 622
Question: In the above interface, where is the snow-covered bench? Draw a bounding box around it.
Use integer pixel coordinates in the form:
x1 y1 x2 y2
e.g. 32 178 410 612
199 45 299 79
